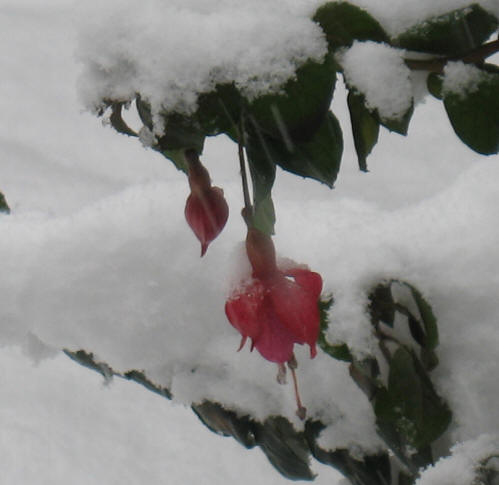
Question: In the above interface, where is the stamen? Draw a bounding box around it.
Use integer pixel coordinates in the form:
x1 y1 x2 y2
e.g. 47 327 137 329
288 355 306 420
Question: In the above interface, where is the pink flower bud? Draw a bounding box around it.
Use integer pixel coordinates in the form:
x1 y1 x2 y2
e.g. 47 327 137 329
184 152 229 256
225 228 322 363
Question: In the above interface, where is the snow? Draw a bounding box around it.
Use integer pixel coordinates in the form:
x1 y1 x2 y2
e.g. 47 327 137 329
76 0 328 130
416 435 499 485
443 61 493 96
339 41 413 122
1 0 498 483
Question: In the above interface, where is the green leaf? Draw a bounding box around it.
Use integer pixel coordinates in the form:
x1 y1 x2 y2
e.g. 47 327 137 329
0 191 10 214
317 297 352 362
403 283 439 350
245 126 277 235
427 73 444 100
347 90 380 171
192 401 256 449
394 4 498 56
109 103 138 137
378 102 414 136
257 111 343 187
252 194 276 236
156 148 189 173
313 2 388 51
248 56 337 143
375 347 451 451
196 83 244 137
135 97 205 170
255 417 314 481
369 283 396 328
443 70 499 155
157 113 205 153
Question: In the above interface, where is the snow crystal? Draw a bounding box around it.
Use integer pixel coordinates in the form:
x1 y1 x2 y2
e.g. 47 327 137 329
416 435 499 485
339 41 413 122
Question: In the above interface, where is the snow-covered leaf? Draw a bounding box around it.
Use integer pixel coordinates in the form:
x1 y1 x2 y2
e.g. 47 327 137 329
393 4 498 56
443 69 499 155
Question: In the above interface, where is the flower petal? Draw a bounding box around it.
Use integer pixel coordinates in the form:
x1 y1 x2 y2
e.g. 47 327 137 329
225 280 265 341
252 305 295 363
269 275 320 349
185 186 229 256
284 268 323 298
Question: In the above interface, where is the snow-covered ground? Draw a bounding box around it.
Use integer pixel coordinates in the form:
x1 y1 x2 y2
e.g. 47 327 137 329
1 0 498 483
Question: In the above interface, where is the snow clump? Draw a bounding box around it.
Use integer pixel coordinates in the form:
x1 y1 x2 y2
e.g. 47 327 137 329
339 41 413 122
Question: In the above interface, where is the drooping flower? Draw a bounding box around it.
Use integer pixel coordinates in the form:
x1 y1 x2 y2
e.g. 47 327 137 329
225 227 322 364
184 150 229 256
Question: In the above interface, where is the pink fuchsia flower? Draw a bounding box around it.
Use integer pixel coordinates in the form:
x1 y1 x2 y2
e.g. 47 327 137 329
225 228 322 364
184 150 229 256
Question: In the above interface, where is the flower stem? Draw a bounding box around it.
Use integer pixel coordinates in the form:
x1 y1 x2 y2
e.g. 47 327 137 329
237 116 253 223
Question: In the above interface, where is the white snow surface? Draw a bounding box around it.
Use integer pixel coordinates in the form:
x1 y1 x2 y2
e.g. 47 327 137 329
416 435 499 485
1 0 499 483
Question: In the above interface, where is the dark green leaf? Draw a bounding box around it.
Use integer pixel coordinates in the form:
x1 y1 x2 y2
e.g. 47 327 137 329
110 103 138 137
408 314 427 347
398 471 415 485
349 359 380 400
123 370 172 400
192 401 256 449
404 283 439 350
347 90 380 171
0 191 10 214
427 73 444 99
375 347 451 451
255 417 314 481
443 70 499 155
378 102 414 136
157 113 205 153
266 111 343 186
64 349 113 382
248 56 337 143
136 97 205 168
196 83 244 136
313 2 388 51
421 348 439 372
136 96 154 130
394 4 498 56
305 422 392 485
157 148 189 173
369 283 396 328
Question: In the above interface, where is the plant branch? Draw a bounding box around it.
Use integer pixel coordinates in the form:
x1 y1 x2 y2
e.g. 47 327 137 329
404 39 499 73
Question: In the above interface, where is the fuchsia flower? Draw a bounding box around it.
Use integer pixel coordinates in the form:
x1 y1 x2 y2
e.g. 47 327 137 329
184 150 229 256
225 227 322 364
